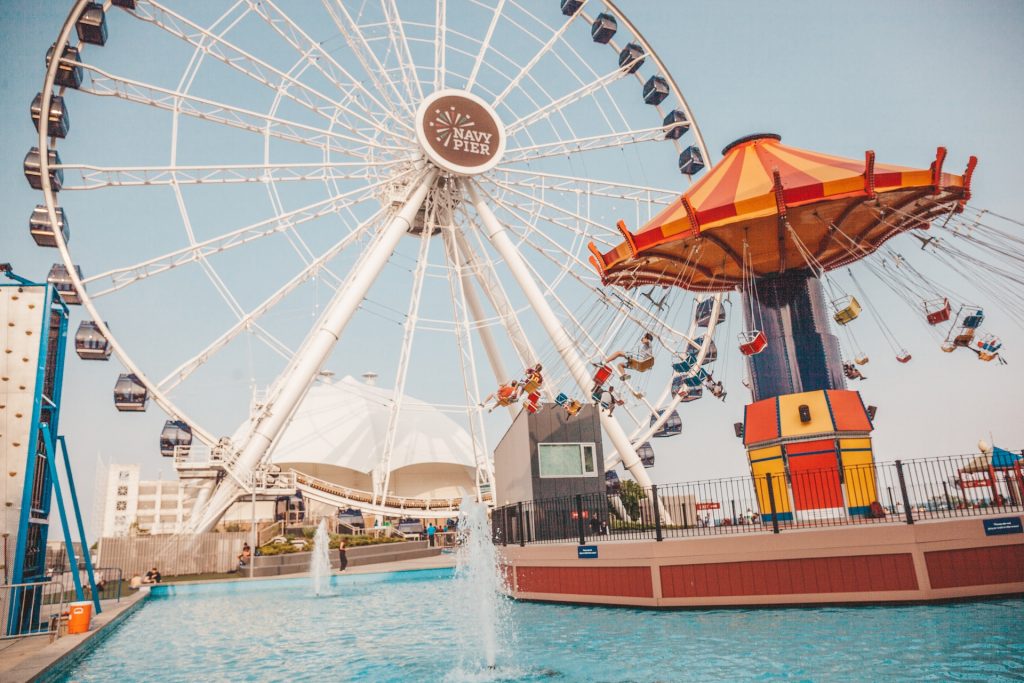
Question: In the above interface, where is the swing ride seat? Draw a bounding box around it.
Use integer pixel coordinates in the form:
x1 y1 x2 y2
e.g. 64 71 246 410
592 364 613 386
738 330 767 356
555 392 569 406
831 295 862 325
896 351 912 363
626 355 654 372
961 308 985 329
978 351 999 362
525 392 542 413
565 400 583 416
940 341 957 353
854 354 869 365
925 298 952 325
953 330 976 347
523 377 542 394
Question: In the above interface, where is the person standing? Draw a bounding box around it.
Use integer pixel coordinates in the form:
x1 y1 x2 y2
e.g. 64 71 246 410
426 522 437 547
337 539 348 572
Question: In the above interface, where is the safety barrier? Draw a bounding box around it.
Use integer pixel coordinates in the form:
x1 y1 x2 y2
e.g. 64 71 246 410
493 452 1024 546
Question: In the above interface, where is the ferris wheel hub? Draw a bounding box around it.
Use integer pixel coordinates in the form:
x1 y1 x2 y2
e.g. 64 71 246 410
415 89 505 176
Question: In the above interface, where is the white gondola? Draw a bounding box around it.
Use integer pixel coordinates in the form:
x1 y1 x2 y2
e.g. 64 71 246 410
636 442 655 468
30 205 70 248
45 44 83 89
31 93 70 138
591 13 617 44
46 263 83 305
618 42 645 74
74 321 112 360
605 470 621 495
114 373 148 412
75 2 108 46
643 75 670 105
650 409 682 437
160 420 192 457
24 147 63 191
663 110 690 140
695 298 726 327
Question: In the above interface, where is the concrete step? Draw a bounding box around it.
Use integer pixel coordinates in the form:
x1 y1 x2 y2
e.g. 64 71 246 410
248 541 440 575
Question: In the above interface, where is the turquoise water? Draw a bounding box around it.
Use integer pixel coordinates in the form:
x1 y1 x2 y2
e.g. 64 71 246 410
57 569 1023 682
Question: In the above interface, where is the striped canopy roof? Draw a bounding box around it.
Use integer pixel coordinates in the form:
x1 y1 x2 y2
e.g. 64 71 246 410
590 134 976 292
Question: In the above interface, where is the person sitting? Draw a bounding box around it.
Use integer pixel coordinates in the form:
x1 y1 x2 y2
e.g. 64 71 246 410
238 542 252 568
705 376 726 400
129 573 142 590
843 363 867 380
595 384 625 416
143 566 162 584
521 364 544 394
604 332 654 381
481 380 520 412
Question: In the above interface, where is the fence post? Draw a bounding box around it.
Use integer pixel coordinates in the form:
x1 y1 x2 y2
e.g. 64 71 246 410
766 473 780 534
517 502 526 547
651 485 663 541
895 460 914 525
501 508 508 546
942 481 953 512
575 495 586 546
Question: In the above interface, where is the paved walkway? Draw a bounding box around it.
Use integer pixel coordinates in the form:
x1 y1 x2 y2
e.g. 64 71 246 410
0 552 457 681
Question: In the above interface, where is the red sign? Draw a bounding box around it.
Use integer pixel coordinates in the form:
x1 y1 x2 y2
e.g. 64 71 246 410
695 502 720 510
958 479 992 489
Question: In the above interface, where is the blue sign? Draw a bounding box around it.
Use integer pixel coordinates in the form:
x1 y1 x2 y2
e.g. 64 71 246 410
577 545 598 559
983 517 1023 536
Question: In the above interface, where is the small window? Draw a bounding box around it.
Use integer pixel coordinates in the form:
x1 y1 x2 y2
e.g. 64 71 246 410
116 486 128 496
538 443 598 478
115 501 127 511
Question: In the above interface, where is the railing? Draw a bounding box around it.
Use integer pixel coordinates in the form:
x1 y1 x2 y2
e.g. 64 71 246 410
493 453 1024 546
1 576 74 639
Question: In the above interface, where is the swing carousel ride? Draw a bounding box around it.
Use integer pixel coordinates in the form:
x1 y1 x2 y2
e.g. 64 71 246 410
592 132 1024 514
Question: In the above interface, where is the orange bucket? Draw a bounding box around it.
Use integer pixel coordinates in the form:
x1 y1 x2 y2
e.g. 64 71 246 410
67 601 92 634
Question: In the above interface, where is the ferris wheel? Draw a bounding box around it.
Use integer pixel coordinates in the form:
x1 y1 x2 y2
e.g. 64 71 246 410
28 0 727 530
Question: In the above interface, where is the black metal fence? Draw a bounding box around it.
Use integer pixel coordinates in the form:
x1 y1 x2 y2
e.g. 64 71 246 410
492 452 1024 546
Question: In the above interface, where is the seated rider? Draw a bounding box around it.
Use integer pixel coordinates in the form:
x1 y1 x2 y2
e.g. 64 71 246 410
481 380 520 412
595 384 625 416
604 332 654 381
843 363 867 381
704 376 726 400
521 363 544 394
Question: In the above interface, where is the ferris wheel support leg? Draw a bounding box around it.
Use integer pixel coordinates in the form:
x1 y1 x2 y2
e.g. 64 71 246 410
465 181 665 511
191 168 439 533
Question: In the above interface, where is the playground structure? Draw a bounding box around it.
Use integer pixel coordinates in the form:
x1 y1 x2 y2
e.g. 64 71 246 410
1 266 98 637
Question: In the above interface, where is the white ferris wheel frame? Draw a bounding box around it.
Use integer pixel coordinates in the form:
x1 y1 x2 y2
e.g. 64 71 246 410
36 0 723 530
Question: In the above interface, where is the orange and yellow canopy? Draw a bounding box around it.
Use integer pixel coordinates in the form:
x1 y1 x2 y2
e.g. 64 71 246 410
590 134 976 292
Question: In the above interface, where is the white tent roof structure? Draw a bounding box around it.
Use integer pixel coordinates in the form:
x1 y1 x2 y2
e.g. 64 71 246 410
267 375 476 473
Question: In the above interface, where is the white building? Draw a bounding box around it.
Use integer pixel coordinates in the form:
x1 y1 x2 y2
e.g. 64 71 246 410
100 464 194 537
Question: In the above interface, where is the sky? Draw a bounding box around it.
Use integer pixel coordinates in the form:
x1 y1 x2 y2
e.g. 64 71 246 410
1 0 1023 538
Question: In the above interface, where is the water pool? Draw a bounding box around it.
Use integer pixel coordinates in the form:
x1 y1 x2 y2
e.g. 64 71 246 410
56 569 1023 682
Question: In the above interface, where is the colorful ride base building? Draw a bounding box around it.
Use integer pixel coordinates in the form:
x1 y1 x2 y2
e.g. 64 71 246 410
743 388 876 521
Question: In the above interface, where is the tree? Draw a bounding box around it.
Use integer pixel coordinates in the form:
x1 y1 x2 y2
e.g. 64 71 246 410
618 480 647 520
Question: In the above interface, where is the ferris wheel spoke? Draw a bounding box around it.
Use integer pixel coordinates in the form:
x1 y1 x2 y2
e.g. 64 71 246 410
492 167 678 205
375 223 435 505
502 124 675 164
479 182 694 347
491 0 584 109
320 0 417 119
80 65 403 157
482 176 623 243
380 0 425 105
55 159 398 190
247 0 416 139
133 0 394 140
434 0 447 90
452 209 539 373
82 172 404 296
504 64 637 136
465 0 504 91
158 205 387 393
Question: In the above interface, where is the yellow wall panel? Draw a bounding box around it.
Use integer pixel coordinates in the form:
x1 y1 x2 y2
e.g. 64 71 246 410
778 390 833 438
750 455 790 514
839 438 872 451
841 444 876 507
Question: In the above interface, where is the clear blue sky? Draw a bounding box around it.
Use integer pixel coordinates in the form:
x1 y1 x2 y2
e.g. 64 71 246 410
2 1 1023 537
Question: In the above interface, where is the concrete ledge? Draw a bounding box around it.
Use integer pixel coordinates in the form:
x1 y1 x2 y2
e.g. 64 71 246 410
0 591 148 683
